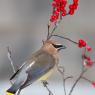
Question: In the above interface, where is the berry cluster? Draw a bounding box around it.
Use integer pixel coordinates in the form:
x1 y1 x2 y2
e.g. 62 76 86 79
69 0 79 15
78 39 95 88
78 39 92 51
77 39 94 67
50 0 79 22
50 0 67 22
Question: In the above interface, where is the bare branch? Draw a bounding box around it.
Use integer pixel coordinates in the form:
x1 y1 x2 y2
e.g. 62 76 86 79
57 65 65 75
51 35 78 45
68 69 87 95
7 46 16 73
56 65 67 95
81 76 92 83
42 80 54 95
64 76 73 81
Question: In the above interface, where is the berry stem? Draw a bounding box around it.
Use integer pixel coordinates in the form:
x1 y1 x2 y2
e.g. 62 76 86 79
48 13 68 40
51 34 78 45
57 65 67 95
47 24 50 39
81 76 92 83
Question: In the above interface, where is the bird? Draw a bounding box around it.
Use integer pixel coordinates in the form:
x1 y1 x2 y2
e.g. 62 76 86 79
6 40 66 95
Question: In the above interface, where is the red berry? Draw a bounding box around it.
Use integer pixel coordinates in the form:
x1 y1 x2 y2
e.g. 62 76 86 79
52 1 57 7
62 0 67 6
69 4 74 9
86 57 91 61
92 81 95 88
82 42 86 47
53 10 59 16
69 3 78 10
73 3 78 10
78 39 86 48
57 6 61 11
60 7 65 12
61 4 66 8
69 9 74 15
62 9 66 16
86 59 93 67
86 46 92 52
50 15 57 22
73 0 78 3
83 56 93 67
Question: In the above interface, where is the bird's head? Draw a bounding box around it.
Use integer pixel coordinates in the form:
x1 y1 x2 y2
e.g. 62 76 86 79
42 40 66 55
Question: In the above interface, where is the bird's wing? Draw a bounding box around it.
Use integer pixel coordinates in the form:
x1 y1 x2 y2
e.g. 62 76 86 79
23 51 55 87
9 50 40 81
10 62 26 80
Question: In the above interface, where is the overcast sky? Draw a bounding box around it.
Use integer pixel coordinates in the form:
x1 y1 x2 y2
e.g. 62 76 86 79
0 0 95 95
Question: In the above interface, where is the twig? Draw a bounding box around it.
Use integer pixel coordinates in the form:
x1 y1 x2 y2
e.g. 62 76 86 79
56 65 67 95
81 76 92 83
47 17 62 40
64 76 73 81
47 13 70 40
47 24 50 40
60 66 67 95
68 69 87 95
63 78 67 95
51 35 78 45
7 46 16 73
42 80 54 95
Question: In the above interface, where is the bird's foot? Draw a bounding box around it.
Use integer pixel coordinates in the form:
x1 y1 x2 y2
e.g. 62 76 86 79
41 80 54 95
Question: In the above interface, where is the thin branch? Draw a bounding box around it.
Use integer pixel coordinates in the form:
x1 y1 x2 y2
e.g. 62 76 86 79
51 35 78 45
57 65 65 75
64 76 73 81
48 22 57 40
47 23 50 40
81 76 92 83
56 65 67 95
63 78 67 95
7 46 16 73
68 69 87 95
60 66 66 95
47 13 70 40
47 16 62 40
42 80 54 95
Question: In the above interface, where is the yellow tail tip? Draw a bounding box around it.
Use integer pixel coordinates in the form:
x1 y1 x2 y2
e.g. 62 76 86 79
6 91 14 95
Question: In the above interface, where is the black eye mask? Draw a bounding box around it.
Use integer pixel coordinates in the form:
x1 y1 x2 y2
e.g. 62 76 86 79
52 44 66 49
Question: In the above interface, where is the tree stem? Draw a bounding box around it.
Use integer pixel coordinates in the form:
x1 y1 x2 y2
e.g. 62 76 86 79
68 70 86 95
63 79 67 95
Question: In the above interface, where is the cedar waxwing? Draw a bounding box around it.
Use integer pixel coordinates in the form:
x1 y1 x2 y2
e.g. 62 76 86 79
6 40 66 95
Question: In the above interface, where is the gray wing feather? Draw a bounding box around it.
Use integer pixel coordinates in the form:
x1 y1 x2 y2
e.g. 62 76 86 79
22 51 55 88
10 62 26 80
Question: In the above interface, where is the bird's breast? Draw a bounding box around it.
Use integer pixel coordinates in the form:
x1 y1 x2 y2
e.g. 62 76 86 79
38 66 56 81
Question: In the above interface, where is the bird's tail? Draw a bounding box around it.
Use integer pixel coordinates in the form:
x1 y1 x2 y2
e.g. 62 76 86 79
6 90 15 95
6 88 16 95
6 82 22 95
